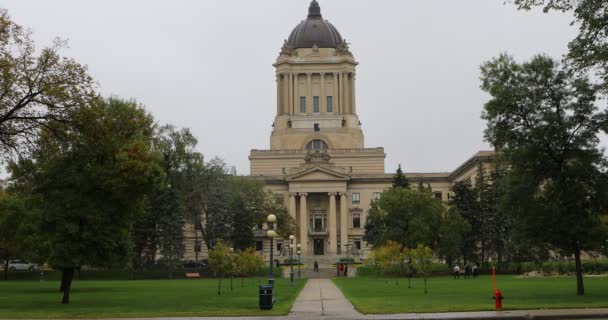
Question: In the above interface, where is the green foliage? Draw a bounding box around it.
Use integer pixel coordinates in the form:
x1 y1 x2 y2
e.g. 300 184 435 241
208 240 235 278
363 188 443 248
0 9 96 159
411 244 433 293
481 53 608 295
234 248 264 276
438 207 471 266
392 164 410 189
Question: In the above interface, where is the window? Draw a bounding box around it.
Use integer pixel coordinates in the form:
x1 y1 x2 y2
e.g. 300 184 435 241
306 139 328 150
354 239 362 251
353 213 361 229
255 241 263 252
327 96 333 112
352 193 360 204
434 192 443 201
314 123 320 132
277 240 283 253
372 192 381 201
313 96 320 112
300 96 306 113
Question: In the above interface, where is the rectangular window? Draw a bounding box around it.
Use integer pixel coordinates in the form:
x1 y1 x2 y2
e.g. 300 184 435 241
354 239 362 251
277 240 283 253
313 96 320 112
255 241 263 252
434 192 443 201
372 192 381 201
314 123 320 132
300 96 306 113
353 213 361 229
327 96 333 112
352 193 360 204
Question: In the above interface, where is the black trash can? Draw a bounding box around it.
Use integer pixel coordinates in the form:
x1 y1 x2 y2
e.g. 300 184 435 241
259 284 274 310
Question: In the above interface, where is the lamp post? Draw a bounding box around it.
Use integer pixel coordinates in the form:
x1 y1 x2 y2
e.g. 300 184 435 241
297 243 302 280
267 214 277 288
289 235 295 286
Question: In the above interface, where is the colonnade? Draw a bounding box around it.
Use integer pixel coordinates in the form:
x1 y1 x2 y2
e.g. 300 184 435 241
276 72 356 117
287 192 349 255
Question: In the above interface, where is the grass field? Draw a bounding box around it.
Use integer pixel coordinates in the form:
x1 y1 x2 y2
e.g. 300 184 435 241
333 275 608 314
0 277 306 318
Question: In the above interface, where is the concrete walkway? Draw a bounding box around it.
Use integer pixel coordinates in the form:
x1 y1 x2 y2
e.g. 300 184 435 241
288 278 361 319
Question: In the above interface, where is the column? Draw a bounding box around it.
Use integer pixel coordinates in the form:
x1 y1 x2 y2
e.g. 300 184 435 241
340 193 348 254
299 193 308 254
276 74 281 115
328 193 337 255
350 73 357 115
289 193 296 220
288 73 293 115
333 73 340 114
320 73 326 113
340 72 347 114
293 73 300 114
283 74 289 115
306 73 312 115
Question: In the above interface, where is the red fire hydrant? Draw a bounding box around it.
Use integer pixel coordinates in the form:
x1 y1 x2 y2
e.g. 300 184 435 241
493 289 504 310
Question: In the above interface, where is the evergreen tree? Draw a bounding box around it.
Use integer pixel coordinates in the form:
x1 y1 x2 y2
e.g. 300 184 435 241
392 164 410 189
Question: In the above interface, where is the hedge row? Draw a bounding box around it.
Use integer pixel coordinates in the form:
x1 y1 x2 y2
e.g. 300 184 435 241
505 260 608 274
356 263 450 277
1 266 283 281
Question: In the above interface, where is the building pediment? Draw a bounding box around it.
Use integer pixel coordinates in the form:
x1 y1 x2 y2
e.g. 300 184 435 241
286 166 350 182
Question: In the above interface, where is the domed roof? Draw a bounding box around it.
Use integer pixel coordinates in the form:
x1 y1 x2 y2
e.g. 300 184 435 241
287 1 343 49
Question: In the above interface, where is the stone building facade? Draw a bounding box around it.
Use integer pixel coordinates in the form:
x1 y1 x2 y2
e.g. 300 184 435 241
243 1 495 264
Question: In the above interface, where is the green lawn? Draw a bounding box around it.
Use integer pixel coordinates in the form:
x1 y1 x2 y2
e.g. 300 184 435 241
0 277 306 318
333 275 608 314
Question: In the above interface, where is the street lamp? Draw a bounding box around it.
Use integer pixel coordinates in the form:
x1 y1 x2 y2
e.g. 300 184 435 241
297 243 302 280
267 214 277 288
289 235 295 286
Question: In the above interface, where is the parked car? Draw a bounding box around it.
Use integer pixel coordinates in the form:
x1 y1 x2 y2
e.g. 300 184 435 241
7 260 38 271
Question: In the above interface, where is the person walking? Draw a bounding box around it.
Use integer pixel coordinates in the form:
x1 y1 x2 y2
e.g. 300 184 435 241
472 264 479 278
313 260 319 272
453 264 460 279
464 264 472 279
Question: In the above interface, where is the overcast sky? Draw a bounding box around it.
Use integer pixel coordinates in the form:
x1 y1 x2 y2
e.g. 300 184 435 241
1 0 585 174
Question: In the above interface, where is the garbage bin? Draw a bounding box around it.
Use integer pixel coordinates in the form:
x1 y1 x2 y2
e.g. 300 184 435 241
259 284 274 310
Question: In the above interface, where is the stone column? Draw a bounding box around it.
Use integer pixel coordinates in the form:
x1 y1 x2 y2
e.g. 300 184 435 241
289 193 297 220
328 193 337 255
288 73 293 115
320 73 326 113
340 193 348 254
350 73 356 115
306 73 312 115
299 193 308 254
333 73 340 114
276 74 281 116
341 72 347 114
294 74 300 113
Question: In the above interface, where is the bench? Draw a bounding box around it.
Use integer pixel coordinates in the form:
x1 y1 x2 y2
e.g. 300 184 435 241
185 272 201 278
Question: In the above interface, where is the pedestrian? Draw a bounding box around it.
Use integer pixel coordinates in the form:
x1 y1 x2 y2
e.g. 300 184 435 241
472 264 479 278
464 264 471 279
453 264 460 279
314 260 319 272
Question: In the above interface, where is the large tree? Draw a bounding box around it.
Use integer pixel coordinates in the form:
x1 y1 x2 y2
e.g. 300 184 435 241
0 9 96 159
480 53 608 295
8 98 163 303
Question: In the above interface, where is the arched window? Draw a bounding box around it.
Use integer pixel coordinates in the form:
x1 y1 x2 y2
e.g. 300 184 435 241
306 139 328 150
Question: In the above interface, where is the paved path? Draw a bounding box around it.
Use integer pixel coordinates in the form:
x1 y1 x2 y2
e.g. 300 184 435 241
288 278 361 319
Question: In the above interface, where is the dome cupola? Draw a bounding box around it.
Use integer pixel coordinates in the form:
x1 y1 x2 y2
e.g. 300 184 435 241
286 1 343 49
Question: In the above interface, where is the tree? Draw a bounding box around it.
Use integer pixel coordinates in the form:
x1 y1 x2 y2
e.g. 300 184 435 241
234 248 264 287
0 9 96 159
449 180 481 263
480 53 608 295
363 188 443 248
438 207 471 266
392 164 410 189
208 240 235 295
514 0 608 88
8 98 163 303
411 244 433 294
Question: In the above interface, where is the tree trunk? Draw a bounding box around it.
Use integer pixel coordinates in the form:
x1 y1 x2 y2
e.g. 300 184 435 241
574 244 585 296
230 275 233 291
242 276 244 288
217 278 221 295
3 259 8 281
59 268 67 292
61 268 75 304
424 277 427 294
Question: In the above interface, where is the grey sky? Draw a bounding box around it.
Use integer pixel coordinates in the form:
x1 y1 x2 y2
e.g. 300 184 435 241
1 0 585 174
